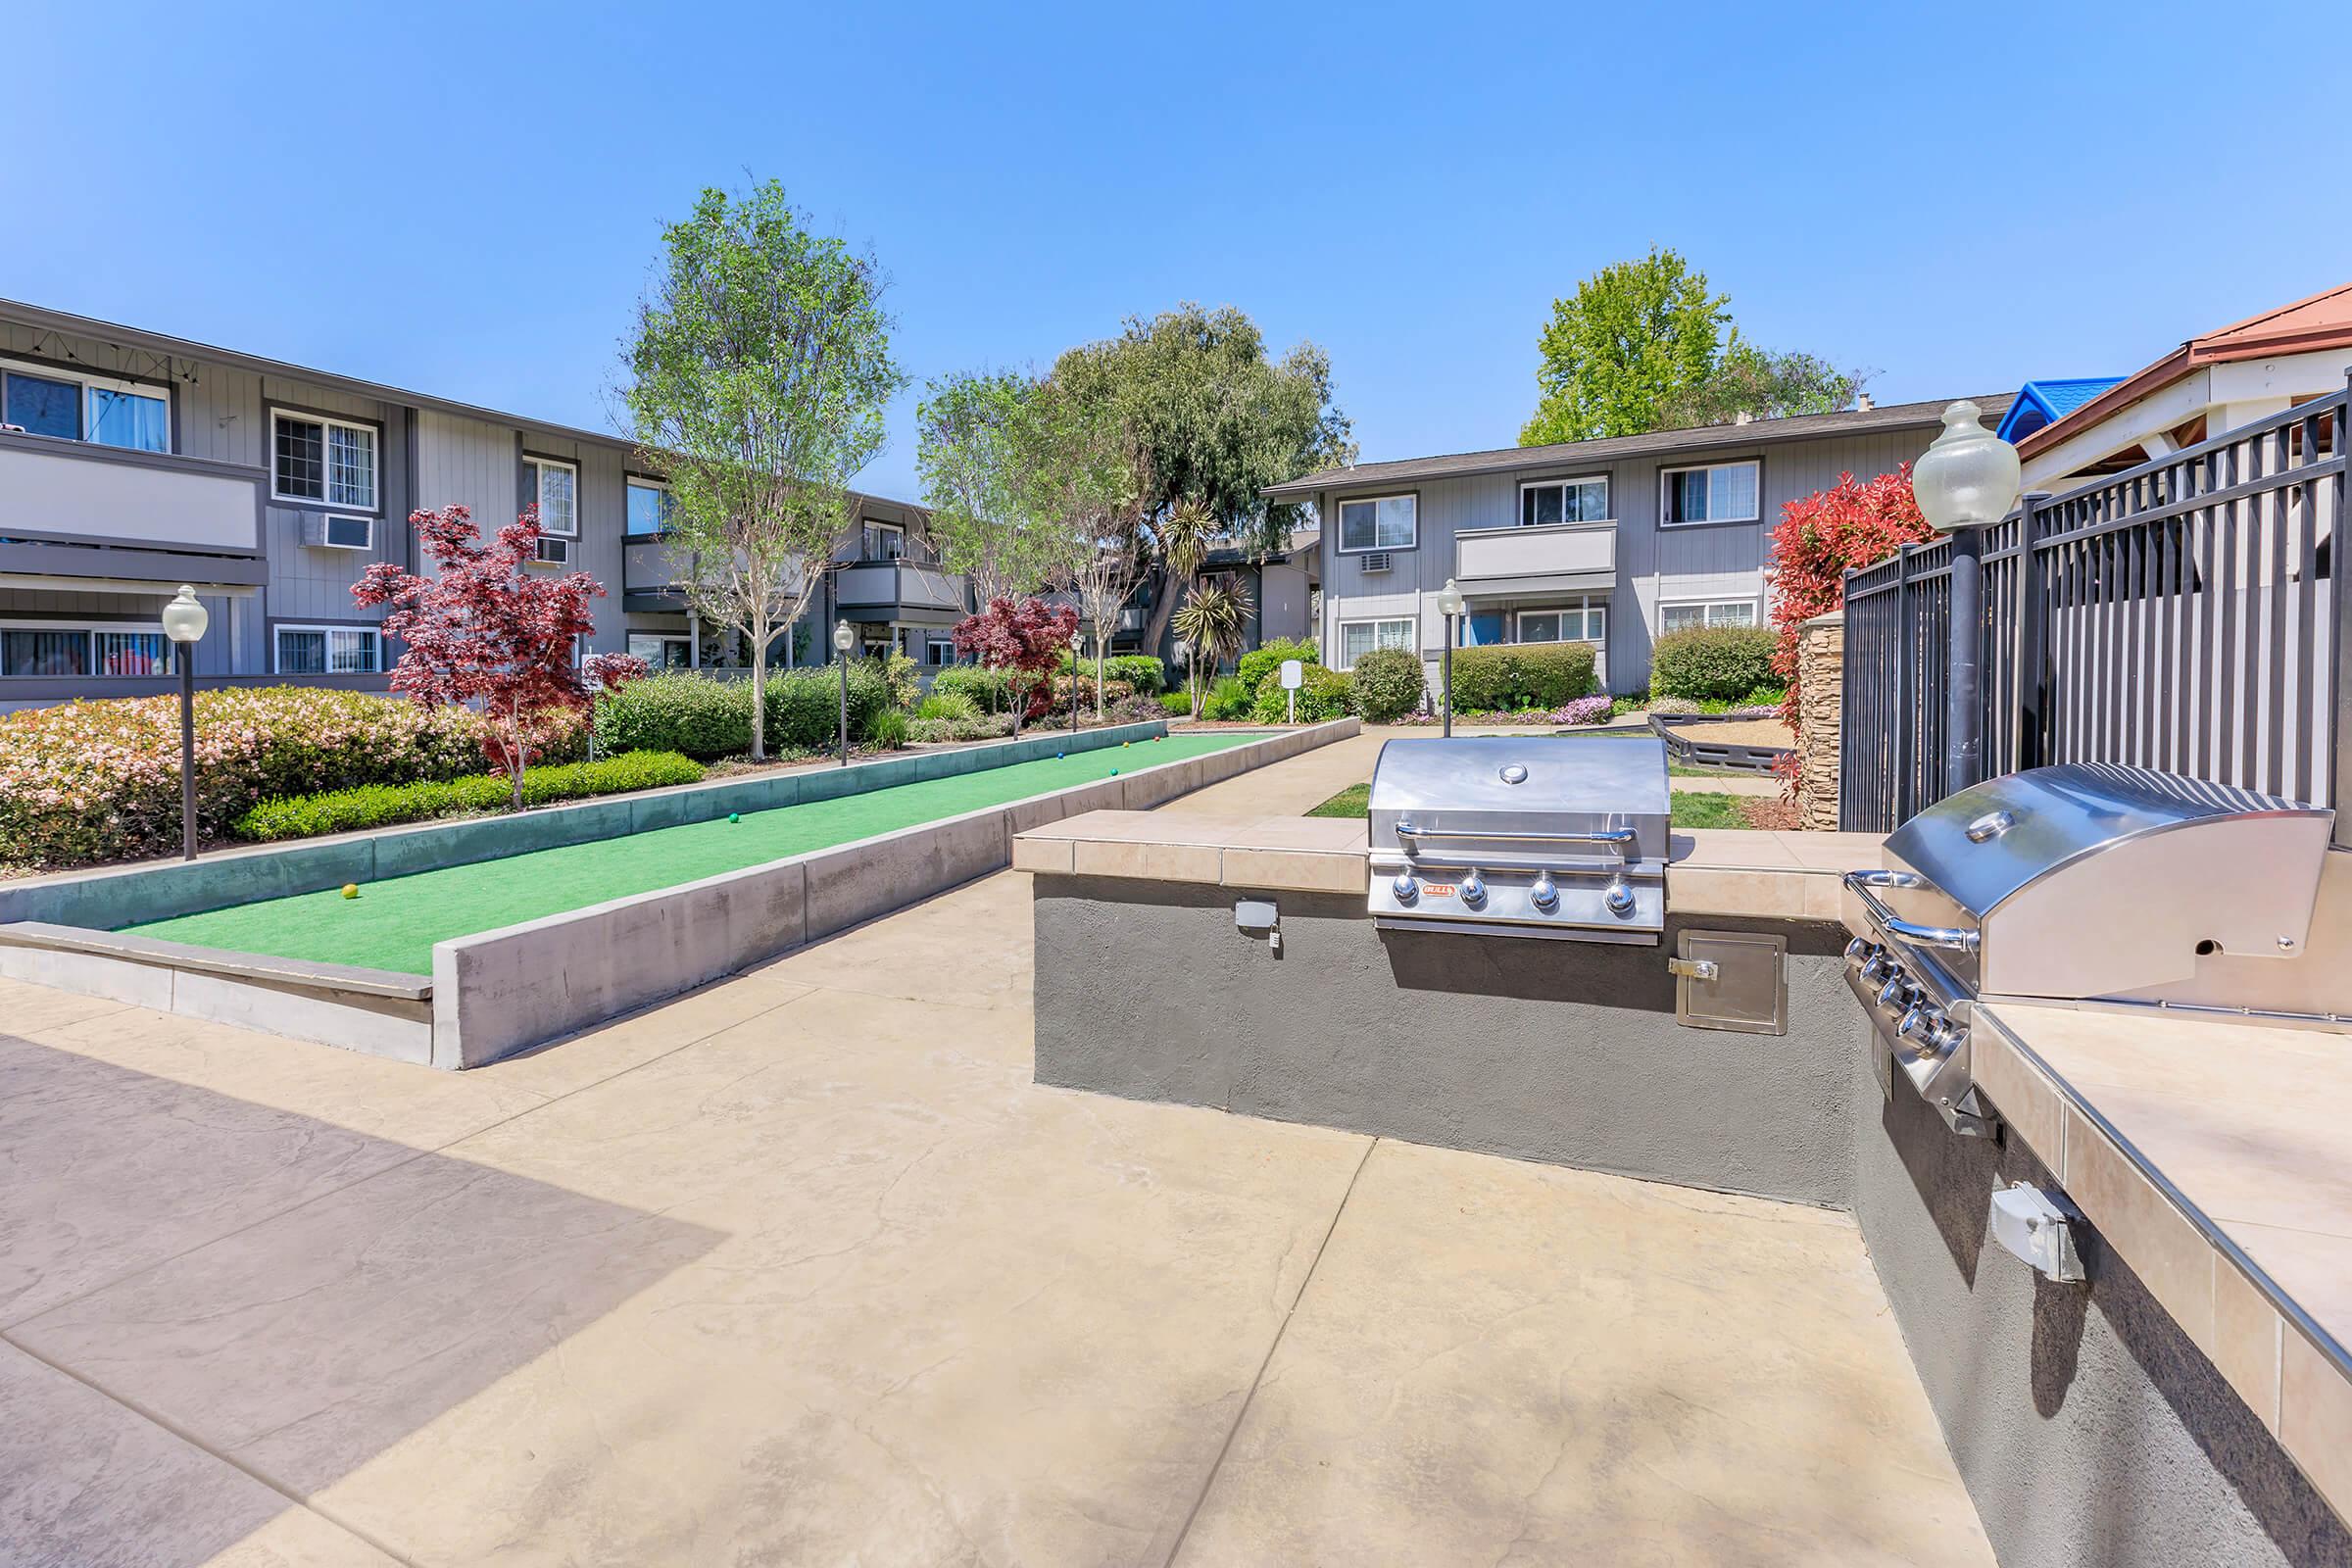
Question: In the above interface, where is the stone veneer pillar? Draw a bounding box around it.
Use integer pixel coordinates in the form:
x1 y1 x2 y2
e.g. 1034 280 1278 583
1796 611 1843 832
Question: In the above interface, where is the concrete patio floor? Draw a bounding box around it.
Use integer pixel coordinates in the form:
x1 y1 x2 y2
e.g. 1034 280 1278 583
1 743 1988 1567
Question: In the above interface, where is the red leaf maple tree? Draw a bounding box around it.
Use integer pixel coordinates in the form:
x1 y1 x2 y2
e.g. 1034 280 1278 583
1765 466 1933 795
354 505 649 809
951 595 1080 728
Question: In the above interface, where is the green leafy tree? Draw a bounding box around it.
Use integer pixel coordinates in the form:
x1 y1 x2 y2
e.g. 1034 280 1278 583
1522 247 1728 444
1171 575 1253 719
1656 340 1867 429
1025 379 1151 718
1053 303 1352 654
915 369 1063 605
1520 247 1869 444
622 180 905 760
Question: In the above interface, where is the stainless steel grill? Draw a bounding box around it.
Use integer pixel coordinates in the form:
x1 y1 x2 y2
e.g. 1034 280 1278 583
1843 763 2335 1134
1367 736 1672 944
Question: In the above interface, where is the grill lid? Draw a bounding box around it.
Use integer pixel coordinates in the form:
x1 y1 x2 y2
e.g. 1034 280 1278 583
1368 736 1672 860
1886 764 2329 924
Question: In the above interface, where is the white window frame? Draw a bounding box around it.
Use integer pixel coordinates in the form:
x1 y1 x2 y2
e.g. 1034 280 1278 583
0 355 173 451
523 455 579 537
0 619 172 677
272 623 384 676
1336 493 1418 554
1517 473 1610 528
1658 459 1761 527
862 519 906 560
1334 615 1415 670
1514 598 1608 647
270 408 380 513
627 632 692 669
1656 597 1762 634
624 475 671 536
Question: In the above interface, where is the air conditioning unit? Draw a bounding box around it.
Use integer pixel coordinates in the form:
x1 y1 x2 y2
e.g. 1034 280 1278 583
1360 550 1393 573
303 514 373 551
533 536 571 565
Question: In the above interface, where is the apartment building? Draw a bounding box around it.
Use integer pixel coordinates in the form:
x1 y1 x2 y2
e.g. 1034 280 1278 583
0 300 951 711
1264 395 2010 696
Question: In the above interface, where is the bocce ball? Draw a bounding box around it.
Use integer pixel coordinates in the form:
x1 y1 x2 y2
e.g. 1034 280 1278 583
340 884 359 900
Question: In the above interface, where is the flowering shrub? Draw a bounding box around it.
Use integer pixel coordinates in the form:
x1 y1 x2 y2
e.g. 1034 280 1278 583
0 687 585 870
1767 467 1933 793
1555 695 1614 726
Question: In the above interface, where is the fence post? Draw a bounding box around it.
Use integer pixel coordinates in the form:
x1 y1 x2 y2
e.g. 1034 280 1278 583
2333 372 2352 844
2014 494 2050 770
1894 544 1915 823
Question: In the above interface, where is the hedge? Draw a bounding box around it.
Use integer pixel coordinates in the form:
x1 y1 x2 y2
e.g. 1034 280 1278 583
593 666 892 760
1249 664 1352 723
1100 654 1167 695
929 665 1016 712
0 686 586 870
1236 638 1317 697
1447 642 1596 710
233 751 705 842
1348 647 1425 722
1649 625 1779 703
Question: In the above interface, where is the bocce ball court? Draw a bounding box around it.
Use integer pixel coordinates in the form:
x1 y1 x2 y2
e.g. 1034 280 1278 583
124 730 1259 976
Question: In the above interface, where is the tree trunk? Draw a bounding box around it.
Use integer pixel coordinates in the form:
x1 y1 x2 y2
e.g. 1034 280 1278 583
1094 643 1106 721
1138 563 1178 666
749 608 769 761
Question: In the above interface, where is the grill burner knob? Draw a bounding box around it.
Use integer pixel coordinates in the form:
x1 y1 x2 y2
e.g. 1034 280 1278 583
1877 976 1916 1011
1529 872 1560 912
1896 1003 1945 1044
1860 952 1898 987
1602 878 1636 918
1391 872 1419 905
1844 937 1875 965
1459 871 1489 907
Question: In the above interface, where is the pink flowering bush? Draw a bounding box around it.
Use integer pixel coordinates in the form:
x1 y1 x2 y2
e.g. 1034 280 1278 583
0 687 585 870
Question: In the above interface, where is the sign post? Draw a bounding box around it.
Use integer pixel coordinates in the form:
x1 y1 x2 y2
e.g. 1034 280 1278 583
1279 659 1303 725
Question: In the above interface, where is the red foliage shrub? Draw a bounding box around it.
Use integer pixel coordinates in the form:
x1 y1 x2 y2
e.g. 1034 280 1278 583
355 505 648 807
950 596 1080 724
1766 466 1933 794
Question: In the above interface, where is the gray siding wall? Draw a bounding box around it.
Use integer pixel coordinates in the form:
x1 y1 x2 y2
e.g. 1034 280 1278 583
1316 425 1935 693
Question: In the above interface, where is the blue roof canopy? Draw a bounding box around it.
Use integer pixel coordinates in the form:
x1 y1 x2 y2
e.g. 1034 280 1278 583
1996 377 2125 444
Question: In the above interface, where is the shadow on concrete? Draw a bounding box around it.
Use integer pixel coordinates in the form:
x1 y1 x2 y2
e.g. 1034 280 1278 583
0 1035 723 1567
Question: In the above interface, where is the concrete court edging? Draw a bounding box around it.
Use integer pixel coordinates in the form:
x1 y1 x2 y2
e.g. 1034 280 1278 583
0 719 1172 933
433 719 1357 1066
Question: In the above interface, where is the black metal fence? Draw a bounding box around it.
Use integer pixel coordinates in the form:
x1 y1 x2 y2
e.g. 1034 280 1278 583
1840 381 2349 833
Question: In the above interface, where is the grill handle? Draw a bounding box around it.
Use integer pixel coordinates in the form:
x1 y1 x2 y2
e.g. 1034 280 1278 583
1395 820 1640 859
1842 868 1980 953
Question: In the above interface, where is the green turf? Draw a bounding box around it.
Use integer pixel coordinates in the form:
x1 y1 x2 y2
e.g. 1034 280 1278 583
1304 779 1762 830
125 733 1258 976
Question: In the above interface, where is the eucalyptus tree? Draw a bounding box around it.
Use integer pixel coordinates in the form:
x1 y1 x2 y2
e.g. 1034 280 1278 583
622 179 904 760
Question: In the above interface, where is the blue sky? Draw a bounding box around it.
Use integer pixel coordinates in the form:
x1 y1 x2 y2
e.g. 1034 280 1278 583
7 1 2340 502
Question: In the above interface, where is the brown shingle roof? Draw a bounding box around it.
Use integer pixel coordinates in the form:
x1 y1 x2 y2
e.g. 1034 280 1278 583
1262 395 2012 500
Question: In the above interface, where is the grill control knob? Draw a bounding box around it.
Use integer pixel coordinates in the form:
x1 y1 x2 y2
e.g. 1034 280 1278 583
1843 937 1875 965
1877 976 1916 1011
1529 872 1560 912
1391 872 1418 905
1860 952 1898 987
1602 878 1636 918
1896 1003 1945 1045
1459 871 1488 907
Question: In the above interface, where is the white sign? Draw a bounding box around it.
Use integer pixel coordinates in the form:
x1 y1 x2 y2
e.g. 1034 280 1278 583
1279 660 1304 690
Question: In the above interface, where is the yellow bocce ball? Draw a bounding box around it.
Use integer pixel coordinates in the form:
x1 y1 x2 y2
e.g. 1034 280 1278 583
340 883 359 900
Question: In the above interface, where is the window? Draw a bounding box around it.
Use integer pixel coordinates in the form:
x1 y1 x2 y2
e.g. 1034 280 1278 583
1 623 171 677
625 477 671 535
1515 598 1607 646
272 411 377 510
1520 475 1609 527
1658 599 1759 634
862 520 906 560
1659 459 1759 525
523 457 577 536
1337 616 1415 669
1 358 171 452
925 638 958 665
627 633 692 670
1337 494 1417 553
274 625 382 675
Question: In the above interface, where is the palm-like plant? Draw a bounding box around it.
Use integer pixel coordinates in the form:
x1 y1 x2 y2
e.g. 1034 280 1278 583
1171 576 1254 718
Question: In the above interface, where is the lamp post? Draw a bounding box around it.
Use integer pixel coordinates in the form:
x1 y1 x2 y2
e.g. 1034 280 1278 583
161 585 209 860
1069 629 1084 734
1912 401 2023 793
832 618 854 766
1436 577 1464 738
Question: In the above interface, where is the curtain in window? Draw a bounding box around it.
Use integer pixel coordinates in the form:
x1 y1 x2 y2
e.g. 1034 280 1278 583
538 465 576 533
1459 612 1503 646
2 629 89 676
1713 463 1758 520
324 630 378 673
87 389 170 452
93 630 168 674
277 631 326 674
5 372 79 439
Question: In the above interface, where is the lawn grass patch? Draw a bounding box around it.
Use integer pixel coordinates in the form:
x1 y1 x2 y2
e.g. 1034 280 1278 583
1305 782 1370 818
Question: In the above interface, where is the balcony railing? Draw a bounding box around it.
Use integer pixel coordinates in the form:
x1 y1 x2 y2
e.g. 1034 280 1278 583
835 559 970 621
0 430 266 586
1453 520 1616 587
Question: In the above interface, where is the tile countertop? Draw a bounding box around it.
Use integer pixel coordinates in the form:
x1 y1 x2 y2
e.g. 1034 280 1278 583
1012 811 1882 917
1973 1002 2352 1518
